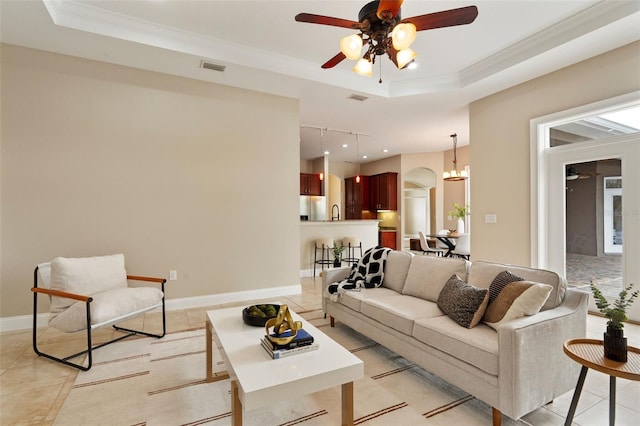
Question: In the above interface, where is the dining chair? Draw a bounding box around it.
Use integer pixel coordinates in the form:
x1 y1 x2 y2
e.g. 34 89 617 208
418 231 445 256
451 233 471 259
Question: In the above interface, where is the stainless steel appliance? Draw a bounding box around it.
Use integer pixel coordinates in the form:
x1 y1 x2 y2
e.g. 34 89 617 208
300 196 327 221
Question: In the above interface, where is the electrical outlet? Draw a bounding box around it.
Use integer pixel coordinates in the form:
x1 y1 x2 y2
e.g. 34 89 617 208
169 270 177 281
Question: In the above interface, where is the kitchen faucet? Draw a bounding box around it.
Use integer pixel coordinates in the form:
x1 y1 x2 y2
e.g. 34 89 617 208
331 204 340 221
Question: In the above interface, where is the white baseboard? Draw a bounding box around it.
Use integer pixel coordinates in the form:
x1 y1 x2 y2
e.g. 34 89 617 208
0 284 302 333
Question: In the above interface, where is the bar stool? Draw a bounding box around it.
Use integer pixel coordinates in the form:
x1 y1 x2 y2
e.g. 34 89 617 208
313 238 334 277
342 237 363 266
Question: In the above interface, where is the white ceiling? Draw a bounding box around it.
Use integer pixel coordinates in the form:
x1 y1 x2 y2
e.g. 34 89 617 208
1 0 639 163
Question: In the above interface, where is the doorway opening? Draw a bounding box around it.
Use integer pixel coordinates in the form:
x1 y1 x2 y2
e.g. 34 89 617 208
564 159 622 298
531 91 640 321
403 168 436 251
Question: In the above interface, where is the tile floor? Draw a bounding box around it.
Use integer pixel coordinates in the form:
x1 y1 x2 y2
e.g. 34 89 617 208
1 277 639 425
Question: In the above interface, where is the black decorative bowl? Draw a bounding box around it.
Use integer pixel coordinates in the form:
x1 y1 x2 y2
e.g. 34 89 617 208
242 304 280 327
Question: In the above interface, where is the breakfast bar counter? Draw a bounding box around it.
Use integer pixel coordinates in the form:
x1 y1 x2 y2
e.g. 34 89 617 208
300 220 379 275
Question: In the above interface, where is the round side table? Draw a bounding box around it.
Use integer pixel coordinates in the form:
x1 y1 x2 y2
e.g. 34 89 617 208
563 338 640 426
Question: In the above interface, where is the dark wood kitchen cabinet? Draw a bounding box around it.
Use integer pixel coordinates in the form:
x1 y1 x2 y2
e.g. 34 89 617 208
379 231 397 249
300 173 322 196
370 172 397 210
344 176 369 219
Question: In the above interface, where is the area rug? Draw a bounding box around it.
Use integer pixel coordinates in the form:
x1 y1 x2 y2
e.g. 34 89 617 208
54 309 499 425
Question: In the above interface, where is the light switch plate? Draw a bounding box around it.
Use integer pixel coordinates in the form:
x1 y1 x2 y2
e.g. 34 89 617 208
485 214 497 223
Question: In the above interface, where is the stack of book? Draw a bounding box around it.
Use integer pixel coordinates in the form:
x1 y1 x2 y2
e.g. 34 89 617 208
260 328 318 359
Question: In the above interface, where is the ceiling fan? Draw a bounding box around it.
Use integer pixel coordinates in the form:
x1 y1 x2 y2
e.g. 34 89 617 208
566 166 601 180
295 0 478 78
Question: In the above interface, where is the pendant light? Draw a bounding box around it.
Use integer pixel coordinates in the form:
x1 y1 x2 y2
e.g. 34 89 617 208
319 128 325 181
443 133 467 181
355 133 361 184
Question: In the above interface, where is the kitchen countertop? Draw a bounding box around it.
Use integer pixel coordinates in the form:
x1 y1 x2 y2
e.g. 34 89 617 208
300 220 379 225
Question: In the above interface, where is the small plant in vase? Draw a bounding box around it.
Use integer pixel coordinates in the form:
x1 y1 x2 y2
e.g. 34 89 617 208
590 282 638 362
332 244 345 267
448 203 469 234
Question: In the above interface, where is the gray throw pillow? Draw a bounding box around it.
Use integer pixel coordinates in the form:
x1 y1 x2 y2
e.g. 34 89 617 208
437 274 489 329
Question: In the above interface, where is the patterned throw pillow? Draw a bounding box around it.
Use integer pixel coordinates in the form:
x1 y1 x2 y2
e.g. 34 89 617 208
488 270 524 303
437 274 489 329
483 281 553 330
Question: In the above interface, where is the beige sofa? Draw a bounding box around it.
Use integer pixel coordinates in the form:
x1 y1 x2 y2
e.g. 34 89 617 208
322 251 588 425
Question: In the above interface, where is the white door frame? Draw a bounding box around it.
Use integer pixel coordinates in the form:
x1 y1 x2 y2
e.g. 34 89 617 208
603 177 623 254
530 91 640 320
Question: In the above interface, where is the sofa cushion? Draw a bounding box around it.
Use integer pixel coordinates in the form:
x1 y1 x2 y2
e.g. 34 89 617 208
437 275 489 328
483 281 552 330
336 287 400 312
49 287 164 333
49 254 128 317
488 270 524 303
360 295 444 335
382 250 413 293
402 255 469 302
468 261 566 311
413 315 499 376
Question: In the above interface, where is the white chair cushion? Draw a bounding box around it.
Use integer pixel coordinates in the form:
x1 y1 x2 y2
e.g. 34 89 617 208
49 254 128 316
49 287 164 333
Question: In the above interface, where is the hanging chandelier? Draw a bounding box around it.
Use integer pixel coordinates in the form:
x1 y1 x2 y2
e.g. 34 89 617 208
443 133 467 181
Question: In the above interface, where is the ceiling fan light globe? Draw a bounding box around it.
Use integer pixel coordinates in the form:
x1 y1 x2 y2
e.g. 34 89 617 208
391 23 417 50
396 48 417 69
340 34 363 60
353 58 373 76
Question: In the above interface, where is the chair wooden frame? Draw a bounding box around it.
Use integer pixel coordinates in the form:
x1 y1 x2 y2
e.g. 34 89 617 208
31 266 167 371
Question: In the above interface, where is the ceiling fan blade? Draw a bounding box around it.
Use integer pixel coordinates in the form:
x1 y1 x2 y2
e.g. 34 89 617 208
295 13 361 29
386 46 400 68
377 0 404 20
322 52 347 69
404 5 478 31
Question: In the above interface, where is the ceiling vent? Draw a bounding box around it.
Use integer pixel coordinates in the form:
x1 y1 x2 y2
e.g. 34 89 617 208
200 61 226 72
347 94 368 102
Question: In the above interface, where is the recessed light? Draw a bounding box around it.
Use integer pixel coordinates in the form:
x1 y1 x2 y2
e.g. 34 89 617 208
342 144 349 148
362 155 368 159
324 150 330 155
382 149 389 153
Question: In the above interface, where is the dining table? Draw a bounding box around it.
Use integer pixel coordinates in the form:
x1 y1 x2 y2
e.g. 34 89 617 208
424 233 459 257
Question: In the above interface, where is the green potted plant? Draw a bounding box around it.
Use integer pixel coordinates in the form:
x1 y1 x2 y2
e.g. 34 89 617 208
448 203 469 234
590 282 638 362
332 244 345 267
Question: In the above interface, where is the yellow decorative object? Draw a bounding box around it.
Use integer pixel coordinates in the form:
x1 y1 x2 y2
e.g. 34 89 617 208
265 304 302 346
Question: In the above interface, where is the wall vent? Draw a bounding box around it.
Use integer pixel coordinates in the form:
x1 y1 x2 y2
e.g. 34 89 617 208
348 94 368 102
200 61 226 72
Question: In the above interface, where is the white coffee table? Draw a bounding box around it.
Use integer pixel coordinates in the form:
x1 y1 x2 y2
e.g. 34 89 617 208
205 305 364 426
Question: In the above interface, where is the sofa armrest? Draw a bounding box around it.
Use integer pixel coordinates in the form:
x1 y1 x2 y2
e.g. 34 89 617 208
496 288 589 420
321 267 352 313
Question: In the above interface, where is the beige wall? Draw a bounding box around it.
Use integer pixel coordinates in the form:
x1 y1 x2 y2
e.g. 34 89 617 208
1 44 300 317
469 41 640 265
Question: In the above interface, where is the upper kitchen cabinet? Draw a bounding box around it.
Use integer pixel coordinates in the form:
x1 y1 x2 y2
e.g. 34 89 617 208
370 172 398 211
300 173 323 196
344 176 370 219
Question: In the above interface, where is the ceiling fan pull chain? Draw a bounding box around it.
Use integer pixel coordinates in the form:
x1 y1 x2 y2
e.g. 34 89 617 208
379 60 383 84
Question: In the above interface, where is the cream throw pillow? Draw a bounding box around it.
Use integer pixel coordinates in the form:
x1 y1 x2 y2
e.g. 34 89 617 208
49 254 128 317
483 281 552 330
